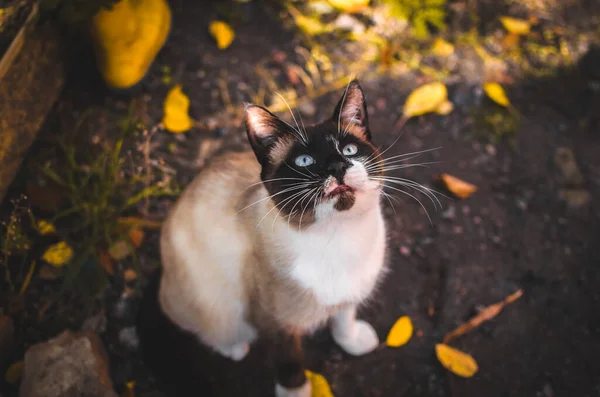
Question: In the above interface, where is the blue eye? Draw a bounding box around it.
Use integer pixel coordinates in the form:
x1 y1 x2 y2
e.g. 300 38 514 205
342 143 358 156
294 154 314 167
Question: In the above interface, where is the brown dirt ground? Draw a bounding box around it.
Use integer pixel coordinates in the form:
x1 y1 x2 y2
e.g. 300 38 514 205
2 1 600 397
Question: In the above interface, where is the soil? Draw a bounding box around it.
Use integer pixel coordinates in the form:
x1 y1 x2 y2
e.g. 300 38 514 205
1 1 600 397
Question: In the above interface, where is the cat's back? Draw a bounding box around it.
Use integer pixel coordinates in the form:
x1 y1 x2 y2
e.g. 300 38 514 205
160 149 261 276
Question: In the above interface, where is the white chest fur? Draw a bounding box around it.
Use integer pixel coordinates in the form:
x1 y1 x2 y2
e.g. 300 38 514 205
283 204 386 306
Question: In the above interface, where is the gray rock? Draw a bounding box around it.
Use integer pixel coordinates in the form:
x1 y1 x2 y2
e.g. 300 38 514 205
19 330 117 397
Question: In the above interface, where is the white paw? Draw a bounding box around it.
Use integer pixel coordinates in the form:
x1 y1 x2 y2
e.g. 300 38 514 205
214 342 250 361
332 319 379 356
275 381 311 397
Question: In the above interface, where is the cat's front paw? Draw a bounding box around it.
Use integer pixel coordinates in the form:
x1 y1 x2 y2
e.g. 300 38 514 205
275 381 311 397
332 319 379 356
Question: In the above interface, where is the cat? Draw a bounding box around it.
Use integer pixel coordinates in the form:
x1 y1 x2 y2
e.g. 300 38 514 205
158 79 388 397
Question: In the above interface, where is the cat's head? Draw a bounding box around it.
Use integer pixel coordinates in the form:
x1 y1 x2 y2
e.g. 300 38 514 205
244 80 383 225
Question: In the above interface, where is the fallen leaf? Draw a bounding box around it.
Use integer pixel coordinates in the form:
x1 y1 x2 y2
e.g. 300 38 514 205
5 360 24 384
501 32 520 50
117 217 162 230
306 370 334 397
440 174 477 199
42 241 73 267
124 269 138 282
444 289 523 343
162 85 193 133
36 220 56 235
499 16 531 35
128 228 144 248
290 10 332 36
123 380 135 397
108 240 134 261
19 261 36 294
209 21 235 50
403 82 448 119
98 249 115 275
435 100 454 115
386 316 413 347
431 38 454 56
327 0 369 13
483 82 510 107
435 344 478 378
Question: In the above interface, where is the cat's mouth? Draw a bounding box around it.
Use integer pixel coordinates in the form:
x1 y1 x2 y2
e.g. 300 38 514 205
326 184 355 199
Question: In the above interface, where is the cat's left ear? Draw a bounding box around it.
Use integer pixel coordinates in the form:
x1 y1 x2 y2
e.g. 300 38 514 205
332 79 370 140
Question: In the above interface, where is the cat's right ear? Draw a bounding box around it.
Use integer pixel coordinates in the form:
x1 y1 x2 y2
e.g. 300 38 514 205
245 104 289 163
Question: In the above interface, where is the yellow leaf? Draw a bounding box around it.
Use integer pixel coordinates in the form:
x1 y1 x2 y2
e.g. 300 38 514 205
162 85 193 133
123 380 136 397
386 316 413 347
19 260 36 294
36 220 56 235
403 82 448 118
431 38 454 56
483 82 510 107
327 0 369 13
5 360 24 384
306 370 334 397
289 7 332 36
440 174 477 199
42 241 73 267
499 16 531 35
209 21 235 50
435 100 454 115
435 344 479 378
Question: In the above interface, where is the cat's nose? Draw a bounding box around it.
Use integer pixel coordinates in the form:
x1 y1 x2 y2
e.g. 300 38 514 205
328 161 349 182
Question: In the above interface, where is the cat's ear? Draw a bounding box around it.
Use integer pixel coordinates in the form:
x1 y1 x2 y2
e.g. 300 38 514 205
332 79 370 140
245 104 292 163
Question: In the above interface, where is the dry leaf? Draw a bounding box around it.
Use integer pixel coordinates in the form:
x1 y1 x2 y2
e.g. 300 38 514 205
42 241 73 267
209 21 235 50
306 370 334 397
483 82 510 107
435 344 479 378
98 249 115 275
19 260 36 294
431 38 454 56
5 360 24 384
108 240 134 260
162 85 193 133
36 220 56 235
386 316 413 347
499 16 531 35
124 269 138 282
117 217 162 230
123 380 135 397
289 7 332 36
440 174 477 199
403 82 448 119
444 289 523 343
501 32 520 50
327 0 369 13
128 228 144 248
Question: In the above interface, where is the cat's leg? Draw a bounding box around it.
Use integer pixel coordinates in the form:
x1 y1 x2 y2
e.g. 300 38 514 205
211 319 258 361
330 305 379 356
273 330 311 397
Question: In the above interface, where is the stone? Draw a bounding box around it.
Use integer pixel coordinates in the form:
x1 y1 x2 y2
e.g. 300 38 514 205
19 330 117 397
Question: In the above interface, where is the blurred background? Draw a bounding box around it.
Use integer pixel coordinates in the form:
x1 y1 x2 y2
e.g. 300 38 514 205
0 0 599 396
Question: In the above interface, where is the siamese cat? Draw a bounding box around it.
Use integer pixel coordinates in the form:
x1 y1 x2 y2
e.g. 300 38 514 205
159 80 388 397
